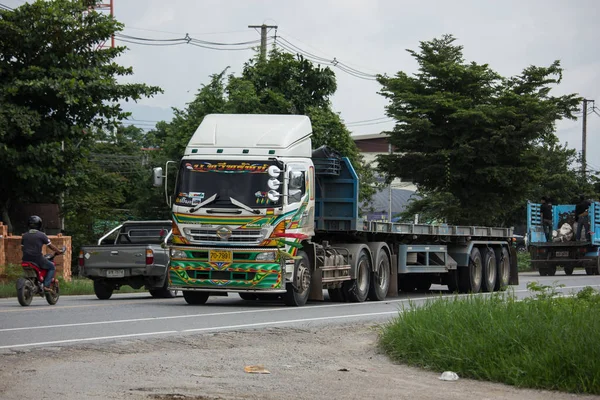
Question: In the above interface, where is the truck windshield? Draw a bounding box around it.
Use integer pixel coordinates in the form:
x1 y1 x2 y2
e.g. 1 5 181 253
174 160 280 209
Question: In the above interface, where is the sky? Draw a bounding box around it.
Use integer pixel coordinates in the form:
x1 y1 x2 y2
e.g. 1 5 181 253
5 0 600 171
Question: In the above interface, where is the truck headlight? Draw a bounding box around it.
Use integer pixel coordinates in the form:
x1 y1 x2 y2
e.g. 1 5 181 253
255 252 276 262
170 249 188 259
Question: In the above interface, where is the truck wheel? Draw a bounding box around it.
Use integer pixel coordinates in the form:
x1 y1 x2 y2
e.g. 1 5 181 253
327 287 345 302
494 247 510 291
343 250 371 302
368 248 390 301
94 280 114 300
538 268 548 276
481 248 497 292
458 247 482 293
283 251 311 307
257 293 281 301
182 291 209 305
239 293 258 301
547 266 557 276
564 266 574 276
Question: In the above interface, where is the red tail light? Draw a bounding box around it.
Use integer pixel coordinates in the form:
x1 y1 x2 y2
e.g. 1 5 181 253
78 250 85 267
146 249 154 265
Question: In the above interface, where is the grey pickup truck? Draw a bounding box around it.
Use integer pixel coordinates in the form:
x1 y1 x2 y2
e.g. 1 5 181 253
79 220 175 300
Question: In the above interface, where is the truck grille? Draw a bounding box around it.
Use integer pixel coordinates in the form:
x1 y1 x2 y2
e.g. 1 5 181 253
187 228 263 245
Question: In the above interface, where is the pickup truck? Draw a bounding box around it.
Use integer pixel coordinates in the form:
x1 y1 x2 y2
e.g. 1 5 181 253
78 220 175 300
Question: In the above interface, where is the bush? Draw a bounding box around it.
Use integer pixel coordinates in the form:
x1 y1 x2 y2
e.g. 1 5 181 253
379 284 600 394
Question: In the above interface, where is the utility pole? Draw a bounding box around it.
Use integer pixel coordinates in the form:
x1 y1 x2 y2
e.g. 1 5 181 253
388 142 392 222
248 23 278 61
582 99 595 178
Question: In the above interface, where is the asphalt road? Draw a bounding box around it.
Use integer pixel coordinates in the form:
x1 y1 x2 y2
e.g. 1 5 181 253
1 271 599 352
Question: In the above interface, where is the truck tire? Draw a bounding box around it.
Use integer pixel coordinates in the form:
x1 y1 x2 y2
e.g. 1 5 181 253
182 291 209 305
283 251 311 307
538 268 548 276
94 280 114 300
547 266 557 276
458 247 482 293
257 293 281 301
564 266 574 276
368 248 391 301
494 247 510 291
343 249 371 302
481 248 497 293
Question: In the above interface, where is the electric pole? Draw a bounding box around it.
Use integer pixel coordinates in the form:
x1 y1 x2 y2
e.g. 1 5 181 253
248 23 278 61
582 99 595 178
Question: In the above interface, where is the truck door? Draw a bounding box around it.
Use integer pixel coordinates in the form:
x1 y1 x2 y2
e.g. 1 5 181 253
527 202 546 243
592 202 600 246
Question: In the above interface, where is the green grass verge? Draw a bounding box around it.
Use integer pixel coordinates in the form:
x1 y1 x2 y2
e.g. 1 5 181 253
379 283 600 394
0 264 146 298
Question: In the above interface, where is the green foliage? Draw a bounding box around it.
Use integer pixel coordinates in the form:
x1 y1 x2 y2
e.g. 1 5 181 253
150 49 375 201
377 35 581 226
379 287 600 394
0 0 161 231
517 251 532 272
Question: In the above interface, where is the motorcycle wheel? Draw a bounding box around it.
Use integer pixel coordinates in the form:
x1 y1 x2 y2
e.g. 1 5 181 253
45 280 60 305
17 278 34 306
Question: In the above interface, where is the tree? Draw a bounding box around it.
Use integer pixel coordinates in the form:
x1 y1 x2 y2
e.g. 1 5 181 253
377 35 581 226
0 0 161 232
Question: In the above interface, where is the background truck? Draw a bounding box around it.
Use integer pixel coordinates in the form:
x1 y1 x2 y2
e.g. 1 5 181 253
79 220 176 299
153 114 519 306
527 201 600 276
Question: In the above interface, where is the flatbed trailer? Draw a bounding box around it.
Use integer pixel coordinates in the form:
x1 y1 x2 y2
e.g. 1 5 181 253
154 114 519 306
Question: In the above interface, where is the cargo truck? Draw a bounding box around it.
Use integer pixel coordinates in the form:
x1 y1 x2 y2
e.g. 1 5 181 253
153 114 518 306
527 201 600 276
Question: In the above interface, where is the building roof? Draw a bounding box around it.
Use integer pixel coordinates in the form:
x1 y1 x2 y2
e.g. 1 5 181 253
363 188 419 214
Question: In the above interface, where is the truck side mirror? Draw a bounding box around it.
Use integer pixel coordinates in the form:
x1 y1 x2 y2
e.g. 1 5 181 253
152 167 164 187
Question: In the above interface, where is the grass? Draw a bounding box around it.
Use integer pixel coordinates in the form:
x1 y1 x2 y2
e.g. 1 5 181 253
0 264 146 298
379 283 600 394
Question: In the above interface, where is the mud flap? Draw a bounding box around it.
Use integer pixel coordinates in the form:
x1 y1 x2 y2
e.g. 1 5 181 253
387 254 398 297
305 243 323 301
509 246 519 285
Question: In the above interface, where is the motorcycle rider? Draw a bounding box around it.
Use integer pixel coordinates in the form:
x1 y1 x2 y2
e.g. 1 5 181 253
21 216 62 291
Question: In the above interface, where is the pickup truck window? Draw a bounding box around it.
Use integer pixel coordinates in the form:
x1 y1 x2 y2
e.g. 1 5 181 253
116 225 171 245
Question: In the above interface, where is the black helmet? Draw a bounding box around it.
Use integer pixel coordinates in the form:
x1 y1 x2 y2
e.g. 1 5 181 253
27 215 42 230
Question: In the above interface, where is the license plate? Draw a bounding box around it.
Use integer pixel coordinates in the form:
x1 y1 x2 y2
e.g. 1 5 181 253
209 250 233 263
107 269 125 278
555 251 569 258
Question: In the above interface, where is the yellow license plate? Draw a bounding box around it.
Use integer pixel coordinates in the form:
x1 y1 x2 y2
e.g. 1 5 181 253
209 250 233 263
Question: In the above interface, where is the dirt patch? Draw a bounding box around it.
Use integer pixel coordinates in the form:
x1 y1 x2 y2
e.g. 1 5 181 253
0 323 598 400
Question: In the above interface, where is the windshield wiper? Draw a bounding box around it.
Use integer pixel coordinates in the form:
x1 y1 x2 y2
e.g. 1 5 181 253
229 197 261 215
189 193 218 213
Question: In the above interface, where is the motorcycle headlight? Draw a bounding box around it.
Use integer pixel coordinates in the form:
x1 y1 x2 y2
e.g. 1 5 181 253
170 249 188 259
255 252 276 262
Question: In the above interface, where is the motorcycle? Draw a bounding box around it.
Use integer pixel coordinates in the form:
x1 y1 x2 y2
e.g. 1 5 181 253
16 246 66 306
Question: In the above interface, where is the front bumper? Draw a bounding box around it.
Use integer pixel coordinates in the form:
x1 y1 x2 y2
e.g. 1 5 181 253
168 247 285 291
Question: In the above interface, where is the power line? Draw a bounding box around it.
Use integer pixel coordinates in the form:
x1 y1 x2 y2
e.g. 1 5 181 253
0 3 14 11
124 26 248 37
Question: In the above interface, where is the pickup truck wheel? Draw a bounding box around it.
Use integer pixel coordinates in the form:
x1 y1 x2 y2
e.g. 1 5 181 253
547 266 557 276
368 248 390 301
564 266 574 275
481 248 497 293
458 248 482 293
283 251 311 307
182 291 209 305
343 250 371 302
494 247 510 291
93 280 113 300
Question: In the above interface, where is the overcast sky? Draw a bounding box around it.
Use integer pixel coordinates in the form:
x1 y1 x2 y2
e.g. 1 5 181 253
6 0 600 171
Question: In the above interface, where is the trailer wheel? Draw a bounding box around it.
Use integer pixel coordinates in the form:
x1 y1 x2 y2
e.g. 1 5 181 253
368 248 390 301
458 247 482 293
494 247 510 291
283 251 311 307
182 291 209 305
481 248 497 292
238 293 258 301
564 266 574 276
343 250 371 302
